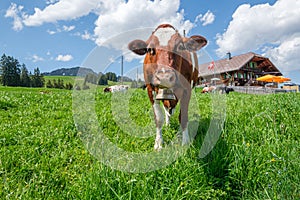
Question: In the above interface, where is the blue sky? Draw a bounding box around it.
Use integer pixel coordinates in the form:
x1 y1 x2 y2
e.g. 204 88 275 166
1 0 299 83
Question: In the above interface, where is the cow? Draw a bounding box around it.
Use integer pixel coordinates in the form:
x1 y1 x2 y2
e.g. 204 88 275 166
202 85 216 93
128 24 207 150
104 85 129 93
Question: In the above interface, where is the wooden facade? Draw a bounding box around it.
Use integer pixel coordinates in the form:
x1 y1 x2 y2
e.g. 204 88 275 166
198 52 282 86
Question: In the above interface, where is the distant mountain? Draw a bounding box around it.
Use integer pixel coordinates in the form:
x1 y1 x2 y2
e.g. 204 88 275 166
43 67 97 76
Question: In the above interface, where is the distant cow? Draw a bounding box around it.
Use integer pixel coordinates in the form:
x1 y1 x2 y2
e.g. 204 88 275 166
128 24 207 150
104 85 129 93
202 86 216 93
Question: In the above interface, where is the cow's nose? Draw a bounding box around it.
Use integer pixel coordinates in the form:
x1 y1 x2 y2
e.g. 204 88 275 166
154 67 176 88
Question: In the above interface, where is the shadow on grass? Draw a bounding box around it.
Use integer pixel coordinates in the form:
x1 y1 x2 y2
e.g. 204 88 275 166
0 101 15 110
193 117 237 198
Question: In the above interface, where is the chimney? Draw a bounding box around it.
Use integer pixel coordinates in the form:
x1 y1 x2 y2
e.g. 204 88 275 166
227 52 232 60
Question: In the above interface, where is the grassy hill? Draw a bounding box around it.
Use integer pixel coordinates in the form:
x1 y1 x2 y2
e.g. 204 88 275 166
0 86 299 199
44 76 77 85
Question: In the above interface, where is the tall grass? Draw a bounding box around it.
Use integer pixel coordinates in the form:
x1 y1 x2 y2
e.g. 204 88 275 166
0 86 299 199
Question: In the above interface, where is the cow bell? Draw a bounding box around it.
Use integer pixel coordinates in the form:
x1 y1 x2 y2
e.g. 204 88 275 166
156 88 176 100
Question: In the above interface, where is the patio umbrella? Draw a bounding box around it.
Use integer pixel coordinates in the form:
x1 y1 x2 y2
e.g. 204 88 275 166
257 75 291 83
257 74 275 82
272 76 291 83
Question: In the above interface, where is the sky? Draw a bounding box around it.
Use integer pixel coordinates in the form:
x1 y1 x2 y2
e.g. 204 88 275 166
1 0 300 83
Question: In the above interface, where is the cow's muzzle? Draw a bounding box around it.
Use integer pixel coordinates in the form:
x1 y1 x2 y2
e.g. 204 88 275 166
153 67 176 89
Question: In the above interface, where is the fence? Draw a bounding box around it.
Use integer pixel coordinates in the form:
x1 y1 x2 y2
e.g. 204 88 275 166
225 86 297 95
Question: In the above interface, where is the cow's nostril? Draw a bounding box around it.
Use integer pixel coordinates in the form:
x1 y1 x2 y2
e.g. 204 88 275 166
169 76 175 83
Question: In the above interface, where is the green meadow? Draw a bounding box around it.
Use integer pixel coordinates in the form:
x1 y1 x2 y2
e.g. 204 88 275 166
0 85 299 199
43 76 78 85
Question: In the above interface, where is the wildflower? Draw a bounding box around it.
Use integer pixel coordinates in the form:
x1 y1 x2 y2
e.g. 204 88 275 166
271 158 276 162
246 143 250 147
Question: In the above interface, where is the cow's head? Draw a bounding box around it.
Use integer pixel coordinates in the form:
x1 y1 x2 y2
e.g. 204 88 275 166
128 24 207 89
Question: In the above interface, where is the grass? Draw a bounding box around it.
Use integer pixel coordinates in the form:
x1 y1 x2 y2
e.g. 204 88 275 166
44 76 77 85
0 86 299 199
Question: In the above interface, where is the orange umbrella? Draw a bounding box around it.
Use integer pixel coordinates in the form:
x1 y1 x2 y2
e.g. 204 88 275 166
257 74 276 82
257 75 291 83
272 76 291 83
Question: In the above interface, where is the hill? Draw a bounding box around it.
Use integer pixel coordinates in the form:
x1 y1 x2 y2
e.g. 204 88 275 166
42 67 96 77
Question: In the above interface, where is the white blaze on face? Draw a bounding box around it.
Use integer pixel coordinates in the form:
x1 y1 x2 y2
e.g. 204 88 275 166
154 27 176 46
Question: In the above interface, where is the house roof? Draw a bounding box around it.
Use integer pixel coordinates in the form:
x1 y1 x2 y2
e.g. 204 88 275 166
198 52 282 77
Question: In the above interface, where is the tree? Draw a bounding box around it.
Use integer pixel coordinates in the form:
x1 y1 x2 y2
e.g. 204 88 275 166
46 80 53 88
57 79 64 89
31 67 44 87
84 73 98 84
20 64 31 87
106 72 117 82
0 54 21 86
65 82 73 90
98 74 108 85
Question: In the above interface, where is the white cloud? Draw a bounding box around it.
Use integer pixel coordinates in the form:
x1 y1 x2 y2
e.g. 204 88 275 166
47 25 75 35
195 10 215 26
46 0 59 4
56 54 73 61
32 54 44 62
6 0 194 49
216 0 300 73
47 30 57 35
22 0 101 26
63 25 75 32
81 30 94 40
263 34 300 73
5 3 24 31
93 0 194 50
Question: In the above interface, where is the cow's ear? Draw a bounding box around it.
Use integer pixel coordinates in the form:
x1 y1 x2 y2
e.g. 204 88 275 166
184 35 207 51
128 39 147 55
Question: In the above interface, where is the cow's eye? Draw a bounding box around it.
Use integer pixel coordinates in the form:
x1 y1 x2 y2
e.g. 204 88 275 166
147 48 156 55
177 43 186 51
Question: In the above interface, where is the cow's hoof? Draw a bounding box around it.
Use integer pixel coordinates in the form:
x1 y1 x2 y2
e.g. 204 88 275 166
182 129 190 145
154 138 163 151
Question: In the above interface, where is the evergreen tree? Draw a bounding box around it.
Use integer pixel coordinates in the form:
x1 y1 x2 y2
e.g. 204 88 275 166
57 79 64 89
31 67 44 87
0 54 21 86
65 82 73 90
106 72 117 82
46 80 53 88
20 64 31 87
98 74 108 85
84 73 98 84
53 79 58 88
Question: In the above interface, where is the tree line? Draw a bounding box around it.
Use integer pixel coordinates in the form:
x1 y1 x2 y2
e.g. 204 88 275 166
0 54 44 87
0 53 144 90
84 72 134 86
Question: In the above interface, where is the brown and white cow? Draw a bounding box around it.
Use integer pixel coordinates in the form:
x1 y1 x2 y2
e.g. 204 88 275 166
128 24 207 150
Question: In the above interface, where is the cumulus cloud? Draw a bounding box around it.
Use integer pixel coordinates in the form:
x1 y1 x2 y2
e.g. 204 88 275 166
195 10 215 26
6 0 194 49
63 25 75 32
47 25 75 35
22 0 101 26
93 0 193 48
216 0 300 73
56 54 73 61
80 30 94 40
32 54 44 62
263 34 300 72
5 3 24 31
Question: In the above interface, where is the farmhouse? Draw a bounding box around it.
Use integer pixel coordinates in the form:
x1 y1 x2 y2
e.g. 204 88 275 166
198 52 282 86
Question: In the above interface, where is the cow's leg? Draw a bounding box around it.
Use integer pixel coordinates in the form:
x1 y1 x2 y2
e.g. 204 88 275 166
179 90 191 145
153 100 164 150
163 106 174 126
